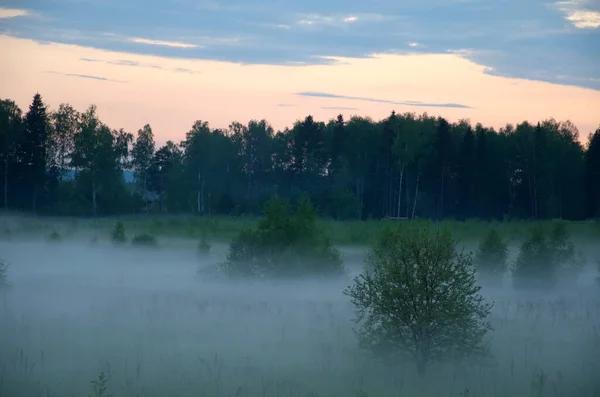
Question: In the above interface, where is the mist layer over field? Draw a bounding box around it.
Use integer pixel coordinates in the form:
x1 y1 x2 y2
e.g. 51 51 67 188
1 237 599 397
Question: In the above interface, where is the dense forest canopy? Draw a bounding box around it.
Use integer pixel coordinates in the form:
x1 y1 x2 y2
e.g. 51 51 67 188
1 93 599 220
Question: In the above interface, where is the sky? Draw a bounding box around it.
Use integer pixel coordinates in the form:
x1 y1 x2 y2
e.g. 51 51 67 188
1 0 599 145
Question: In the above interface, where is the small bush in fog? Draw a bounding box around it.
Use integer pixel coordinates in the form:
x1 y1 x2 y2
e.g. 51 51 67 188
131 233 158 247
89 371 111 397
513 223 576 289
197 230 211 255
47 230 62 242
111 222 126 244
221 195 343 277
0 258 11 289
475 228 508 285
345 224 492 376
549 222 574 258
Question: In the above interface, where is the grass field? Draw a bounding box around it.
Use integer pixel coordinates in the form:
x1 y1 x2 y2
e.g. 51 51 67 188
3 212 600 246
1 214 599 397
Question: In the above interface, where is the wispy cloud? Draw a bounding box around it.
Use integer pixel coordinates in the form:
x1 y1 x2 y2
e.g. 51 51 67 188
321 106 360 110
296 12 395 27
0 7 29 19
1 0 599 91
79 57 201 74
296 91 472 109
128 37 201 48
555 0 600 28
45 71 126 83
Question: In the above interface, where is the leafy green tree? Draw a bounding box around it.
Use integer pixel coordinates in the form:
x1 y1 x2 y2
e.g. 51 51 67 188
182 120 213 214
585 127 600 218
0 99 24 210
222 195 343 277
148 141 183 212
345 224 492 376
50 103 79 174
457 123 476 219
475 228 509 285
234 119 274 206
71 105 132 215
131 124 155 210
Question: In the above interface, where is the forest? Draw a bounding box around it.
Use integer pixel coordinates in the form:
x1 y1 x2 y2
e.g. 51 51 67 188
1 93 599 221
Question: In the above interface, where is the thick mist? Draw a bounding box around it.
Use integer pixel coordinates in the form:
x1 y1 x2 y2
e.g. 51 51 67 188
0 236 599 397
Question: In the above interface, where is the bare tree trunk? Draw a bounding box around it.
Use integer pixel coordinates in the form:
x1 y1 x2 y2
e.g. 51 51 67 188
143 170 148 211
3 159 7 211
197 170 201 214
92 176 97 216
196 190 200 214
406 172 410 219
439 169 445 220
32 185 37 213
412 173 420 219
397 163 405 218
201 171 205 215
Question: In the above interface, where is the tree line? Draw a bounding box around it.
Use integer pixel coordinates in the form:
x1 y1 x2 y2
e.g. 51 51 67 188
1 93 599 220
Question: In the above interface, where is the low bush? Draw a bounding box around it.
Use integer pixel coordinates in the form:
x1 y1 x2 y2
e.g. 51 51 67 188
197 231 211 255
131 233 158 247
220 195 343 278
111 222 126 244
0 258 10 289
475 228 509 285
47 230 62 242
513 222 576 289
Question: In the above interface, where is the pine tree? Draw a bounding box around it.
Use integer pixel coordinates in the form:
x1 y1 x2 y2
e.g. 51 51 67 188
21 93 50 212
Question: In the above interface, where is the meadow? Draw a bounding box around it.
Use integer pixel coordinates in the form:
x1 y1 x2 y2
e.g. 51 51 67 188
0 214 599 397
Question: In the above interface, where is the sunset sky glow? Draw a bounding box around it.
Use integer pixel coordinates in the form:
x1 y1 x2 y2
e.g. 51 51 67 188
1 0 599 145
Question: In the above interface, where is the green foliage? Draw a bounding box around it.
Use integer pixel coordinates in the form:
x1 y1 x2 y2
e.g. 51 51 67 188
548 222 576 267
344 224 492 376
1 92 596 222
131 233 158 247
0 257 11 289
89 371 112 397
531 368 548 397
197 230 211 255
513 222 576 289
111 221 126 243
221 195 343 277
475 228 508 284
47 229 62 242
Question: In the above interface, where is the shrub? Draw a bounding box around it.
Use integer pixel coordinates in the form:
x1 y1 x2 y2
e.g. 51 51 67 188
47 230 62 242
0 258 11 289
344 224 492 376
111 222 126 244
221 195 343 278
198 230 211 255
131 233 158 247
513 222 576 289
475 228 508 285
